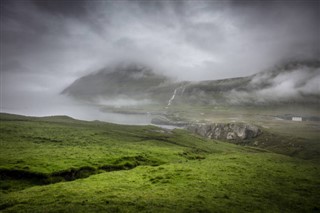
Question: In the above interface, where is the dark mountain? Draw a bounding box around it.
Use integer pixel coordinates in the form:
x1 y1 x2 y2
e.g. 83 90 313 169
62 60 320 106
62 62 174 102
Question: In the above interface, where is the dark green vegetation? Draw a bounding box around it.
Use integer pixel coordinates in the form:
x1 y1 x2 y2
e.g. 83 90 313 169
1 113 320 212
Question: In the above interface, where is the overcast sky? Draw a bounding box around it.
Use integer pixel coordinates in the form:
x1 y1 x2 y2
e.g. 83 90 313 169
0 0 319 117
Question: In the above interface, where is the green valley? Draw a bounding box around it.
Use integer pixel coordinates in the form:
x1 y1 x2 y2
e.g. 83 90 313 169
0 113 319 212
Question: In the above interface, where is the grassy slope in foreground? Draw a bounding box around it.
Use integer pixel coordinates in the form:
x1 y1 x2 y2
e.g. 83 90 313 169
0 113 319 212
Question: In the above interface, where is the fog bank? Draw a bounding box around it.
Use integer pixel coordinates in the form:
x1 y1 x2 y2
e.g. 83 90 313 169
1 0 319 119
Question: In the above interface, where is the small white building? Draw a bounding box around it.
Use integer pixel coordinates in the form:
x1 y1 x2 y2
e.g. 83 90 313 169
292 117 302 122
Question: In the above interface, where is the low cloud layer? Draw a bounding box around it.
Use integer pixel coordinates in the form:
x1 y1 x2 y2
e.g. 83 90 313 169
1 0 319 117
227 65 320 104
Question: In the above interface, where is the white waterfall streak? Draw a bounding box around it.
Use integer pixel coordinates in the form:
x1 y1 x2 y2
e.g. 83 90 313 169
167 88 178 106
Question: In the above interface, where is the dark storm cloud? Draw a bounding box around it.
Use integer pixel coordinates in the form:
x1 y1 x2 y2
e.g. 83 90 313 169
1 0 319 115
32 0 89 18
2 0 319 78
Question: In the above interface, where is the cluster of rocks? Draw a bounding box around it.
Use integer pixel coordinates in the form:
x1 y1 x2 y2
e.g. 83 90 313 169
152 116 262 141
186 122 262 140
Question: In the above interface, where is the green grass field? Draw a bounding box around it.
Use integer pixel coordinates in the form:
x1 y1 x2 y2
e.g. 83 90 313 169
0 113 319 212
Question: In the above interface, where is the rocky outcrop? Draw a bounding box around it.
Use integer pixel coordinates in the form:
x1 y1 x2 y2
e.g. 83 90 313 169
152 115 262 141
186 122 262 140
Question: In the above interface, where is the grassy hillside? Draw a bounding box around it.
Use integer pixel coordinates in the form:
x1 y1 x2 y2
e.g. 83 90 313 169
0 113 320 212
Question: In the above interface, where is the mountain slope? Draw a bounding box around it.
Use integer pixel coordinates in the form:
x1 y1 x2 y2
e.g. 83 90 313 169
62 60 320 106
62 62 173 103
176 60 320 105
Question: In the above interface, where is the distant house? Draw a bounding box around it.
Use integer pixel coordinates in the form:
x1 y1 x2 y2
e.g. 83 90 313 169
292 117 302 122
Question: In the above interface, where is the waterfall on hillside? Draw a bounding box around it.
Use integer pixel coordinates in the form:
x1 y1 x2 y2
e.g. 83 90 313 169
167 85 186 106
167 88 178 106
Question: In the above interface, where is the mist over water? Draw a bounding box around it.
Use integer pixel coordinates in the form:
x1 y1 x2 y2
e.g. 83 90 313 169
0 92 152 125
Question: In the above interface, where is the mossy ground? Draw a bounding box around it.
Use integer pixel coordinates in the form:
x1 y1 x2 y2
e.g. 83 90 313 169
0 113 319 212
